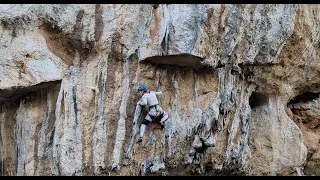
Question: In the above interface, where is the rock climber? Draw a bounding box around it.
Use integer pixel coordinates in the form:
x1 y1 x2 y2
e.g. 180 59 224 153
136 84 169 143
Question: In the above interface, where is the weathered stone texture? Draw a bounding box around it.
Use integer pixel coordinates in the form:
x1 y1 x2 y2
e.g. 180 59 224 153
0 4 319 176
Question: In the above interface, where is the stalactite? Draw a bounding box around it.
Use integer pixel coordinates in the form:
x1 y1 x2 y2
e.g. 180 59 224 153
0 147 3 176
92 70 107 174
125 104 141 158
36 93 51 175
52 80 65 175
112 58 130 171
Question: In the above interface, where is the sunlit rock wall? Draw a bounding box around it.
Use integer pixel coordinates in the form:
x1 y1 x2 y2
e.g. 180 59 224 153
0 4 319 176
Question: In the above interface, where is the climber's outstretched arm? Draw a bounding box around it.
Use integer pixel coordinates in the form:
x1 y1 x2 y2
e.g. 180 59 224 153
132 104 142 125
154 91 162 96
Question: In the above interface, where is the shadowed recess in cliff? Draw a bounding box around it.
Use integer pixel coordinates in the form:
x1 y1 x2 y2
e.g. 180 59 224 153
249 92 269 108
288 92 320 105
38 12 95 66
140 54 207 69
38 22 75 66
288 91 320 129
0 80 61 103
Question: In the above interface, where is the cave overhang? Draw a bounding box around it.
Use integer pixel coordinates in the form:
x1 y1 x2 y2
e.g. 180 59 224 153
139 54 206 69
0 80 61 103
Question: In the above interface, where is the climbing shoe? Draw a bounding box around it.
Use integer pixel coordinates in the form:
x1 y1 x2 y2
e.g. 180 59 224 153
137 136 143 143
160 119 166 125
160 122 164 129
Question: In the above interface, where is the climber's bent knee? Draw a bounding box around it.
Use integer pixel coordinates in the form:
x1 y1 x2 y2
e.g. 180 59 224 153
161 111 169 122
142 119 151 125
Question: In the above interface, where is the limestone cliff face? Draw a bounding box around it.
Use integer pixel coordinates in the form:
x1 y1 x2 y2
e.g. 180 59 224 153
0 4 319 176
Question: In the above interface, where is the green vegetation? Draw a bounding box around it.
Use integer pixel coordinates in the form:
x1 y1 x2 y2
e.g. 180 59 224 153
304 164 320 176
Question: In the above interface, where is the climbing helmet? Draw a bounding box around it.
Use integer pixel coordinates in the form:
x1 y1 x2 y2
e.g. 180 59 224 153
138 84 148 92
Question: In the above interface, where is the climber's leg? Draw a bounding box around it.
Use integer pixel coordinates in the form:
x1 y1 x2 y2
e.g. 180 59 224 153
137 116 151 143
160 110 168 125
138 124 146 143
